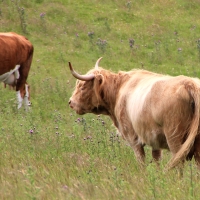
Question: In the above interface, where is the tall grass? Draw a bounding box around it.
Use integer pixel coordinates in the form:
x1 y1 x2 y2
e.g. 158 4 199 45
1 0 200 199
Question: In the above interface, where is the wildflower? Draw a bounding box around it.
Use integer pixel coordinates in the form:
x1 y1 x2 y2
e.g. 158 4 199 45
69 134 75 138
126 1 131 7
197 39 200 53
87 135 92 139
102 39 107 45
129 39 135 48
40 12 46 18
96 38 107 47
62 185 68 189
29 129 34 134
88 31 94 37
178 48 182 52
76 118 81 123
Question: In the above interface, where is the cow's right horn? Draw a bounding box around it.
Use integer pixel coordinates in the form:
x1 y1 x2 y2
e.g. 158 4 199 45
69 62 95 81
95 57 103 69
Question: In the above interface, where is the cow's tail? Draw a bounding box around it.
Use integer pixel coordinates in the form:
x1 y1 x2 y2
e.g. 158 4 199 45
165 81 200 171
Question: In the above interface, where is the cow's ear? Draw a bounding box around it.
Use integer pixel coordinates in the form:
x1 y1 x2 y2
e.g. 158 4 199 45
94 74 104 102
95 74 104 85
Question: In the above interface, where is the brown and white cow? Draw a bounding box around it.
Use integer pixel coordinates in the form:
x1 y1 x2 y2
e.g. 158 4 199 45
69 57 200 171
0 32 34 109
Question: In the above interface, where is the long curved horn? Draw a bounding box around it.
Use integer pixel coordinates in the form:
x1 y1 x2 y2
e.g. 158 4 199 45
95 57 103 69
69 62 95 81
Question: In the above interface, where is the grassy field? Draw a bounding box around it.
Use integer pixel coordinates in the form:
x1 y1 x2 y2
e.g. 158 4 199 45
1 0 200 199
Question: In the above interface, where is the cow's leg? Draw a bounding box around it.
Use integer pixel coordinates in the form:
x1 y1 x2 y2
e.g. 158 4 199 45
132 143 145 167
149 149 162 170
16 90 23 109
16 58 32 110
24 84 30 110
119 128 146 166
16 84 30 110
152 149 162 167
124 133 146 167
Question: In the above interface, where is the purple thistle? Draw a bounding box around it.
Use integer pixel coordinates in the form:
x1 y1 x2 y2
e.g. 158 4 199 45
88 31 94 36
77 118 81 122
62 185 68 189
129 38 135 48
40 12 46 18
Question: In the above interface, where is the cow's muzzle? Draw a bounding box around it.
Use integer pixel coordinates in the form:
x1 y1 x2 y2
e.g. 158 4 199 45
68 99 73 109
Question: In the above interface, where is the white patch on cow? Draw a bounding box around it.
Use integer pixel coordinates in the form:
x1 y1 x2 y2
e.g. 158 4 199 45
16 90 23 109
0 65 20 85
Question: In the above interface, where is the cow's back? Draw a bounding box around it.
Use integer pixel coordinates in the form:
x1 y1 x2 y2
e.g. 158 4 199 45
0 32 33 75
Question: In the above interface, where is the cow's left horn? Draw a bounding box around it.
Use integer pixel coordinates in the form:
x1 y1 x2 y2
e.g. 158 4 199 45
69 62 95 81
95 57 103 69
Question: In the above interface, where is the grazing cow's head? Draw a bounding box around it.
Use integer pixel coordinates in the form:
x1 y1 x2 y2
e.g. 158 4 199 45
69 57 110 115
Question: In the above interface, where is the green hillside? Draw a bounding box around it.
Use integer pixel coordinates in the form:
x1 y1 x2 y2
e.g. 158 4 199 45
0 0 200 199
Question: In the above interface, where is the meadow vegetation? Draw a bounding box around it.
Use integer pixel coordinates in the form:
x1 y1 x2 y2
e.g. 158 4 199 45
0 0 200 199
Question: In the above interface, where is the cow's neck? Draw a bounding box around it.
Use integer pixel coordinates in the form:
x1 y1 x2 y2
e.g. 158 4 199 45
100 72 129 128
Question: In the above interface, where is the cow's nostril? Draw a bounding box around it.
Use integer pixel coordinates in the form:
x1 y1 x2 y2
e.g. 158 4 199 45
68 100 71 105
